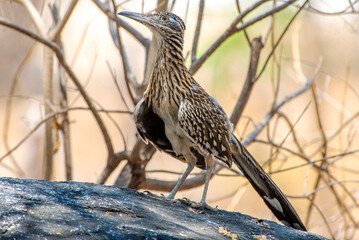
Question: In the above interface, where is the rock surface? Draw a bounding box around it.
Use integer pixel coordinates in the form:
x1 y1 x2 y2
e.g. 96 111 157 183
0 177 327 239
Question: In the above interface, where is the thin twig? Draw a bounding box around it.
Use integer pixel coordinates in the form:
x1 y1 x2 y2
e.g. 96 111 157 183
110 0 137 105
189 0 270 74
191 0 204 64
276 112 305 156
69 46 98 106
49 0 78 41
243 77 313 146
13 0 47 36
106 60 131 112
305 80 328 224
42 46 55 180
92 0 150 47
230 37 263 127
143 164 222 192
0 17 117 167
256 0 308 80
303 1 359 16
2 44 37 177
235 0 250 45
0 107 131 163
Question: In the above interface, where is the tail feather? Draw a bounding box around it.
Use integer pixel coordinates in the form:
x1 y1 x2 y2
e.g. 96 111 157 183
231 135 306 231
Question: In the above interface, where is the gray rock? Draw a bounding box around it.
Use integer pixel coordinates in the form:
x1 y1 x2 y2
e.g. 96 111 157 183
0 177 327 239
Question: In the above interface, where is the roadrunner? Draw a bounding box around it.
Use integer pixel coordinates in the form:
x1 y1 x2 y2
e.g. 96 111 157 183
118 11 306 231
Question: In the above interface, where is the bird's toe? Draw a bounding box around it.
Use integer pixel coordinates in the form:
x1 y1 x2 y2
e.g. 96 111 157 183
190 201 218 211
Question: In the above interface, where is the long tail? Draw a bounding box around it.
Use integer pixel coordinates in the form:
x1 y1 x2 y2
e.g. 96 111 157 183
230 135 306 231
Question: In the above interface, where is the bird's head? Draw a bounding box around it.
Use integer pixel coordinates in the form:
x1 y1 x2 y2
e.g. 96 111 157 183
118 11 185 40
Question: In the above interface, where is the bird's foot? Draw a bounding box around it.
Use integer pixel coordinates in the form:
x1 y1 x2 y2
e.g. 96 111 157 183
165 194 182 204
190 201 218 211
166 198 180 204
144 191 182 204
181 197 192 204
143 191 170 200
143 191 165 200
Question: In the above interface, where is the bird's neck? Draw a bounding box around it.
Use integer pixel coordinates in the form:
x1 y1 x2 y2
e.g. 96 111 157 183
144 33 194 107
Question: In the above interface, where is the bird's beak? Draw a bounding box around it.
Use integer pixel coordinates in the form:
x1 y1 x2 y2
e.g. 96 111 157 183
118 11 153 27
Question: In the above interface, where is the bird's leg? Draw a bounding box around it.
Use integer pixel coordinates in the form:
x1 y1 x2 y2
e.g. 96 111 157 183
167 162 194 199
200 164 212 204
191 156 217 211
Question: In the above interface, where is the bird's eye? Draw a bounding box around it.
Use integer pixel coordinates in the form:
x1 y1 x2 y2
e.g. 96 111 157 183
161 16 169 22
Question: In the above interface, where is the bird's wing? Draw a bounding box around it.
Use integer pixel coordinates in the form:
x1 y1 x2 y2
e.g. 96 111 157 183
134 98 207 168
177 93 232 167
134 98 173 151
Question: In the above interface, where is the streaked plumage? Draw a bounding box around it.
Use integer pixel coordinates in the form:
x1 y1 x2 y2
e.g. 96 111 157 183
119 11 306 231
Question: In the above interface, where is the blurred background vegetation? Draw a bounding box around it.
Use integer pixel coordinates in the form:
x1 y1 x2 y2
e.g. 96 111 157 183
0 0 359 238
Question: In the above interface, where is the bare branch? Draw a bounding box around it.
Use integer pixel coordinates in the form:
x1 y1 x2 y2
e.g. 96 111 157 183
97 150 131 185
110 0 137 105
144 173 205 192
0 16 117 167
189 0 270 75
49 0 79 41
304 1 359 15
69 46 98 107
42 46 55 180
191 0 205 64
230 37 263 127
305 82 329 222
143 164 223 192
2 44 37 177
235 0 251 45
106 61 131 112
0 107 131 163
256 0 308 80
13 0 47 36
92 0 150 47
243 77 313 146
276 112 305 156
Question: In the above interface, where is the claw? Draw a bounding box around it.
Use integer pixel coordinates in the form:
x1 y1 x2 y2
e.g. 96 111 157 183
143 191 168 201
181 197 191 204
166 198 180 204
143 191 158 197
190 201 218 211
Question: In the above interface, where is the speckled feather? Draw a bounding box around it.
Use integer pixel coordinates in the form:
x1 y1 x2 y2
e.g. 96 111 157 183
121 11 306 231
178 88 232 166
140 13 233 167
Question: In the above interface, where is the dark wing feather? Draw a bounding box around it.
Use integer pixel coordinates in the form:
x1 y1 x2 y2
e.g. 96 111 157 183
134 99 206 169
